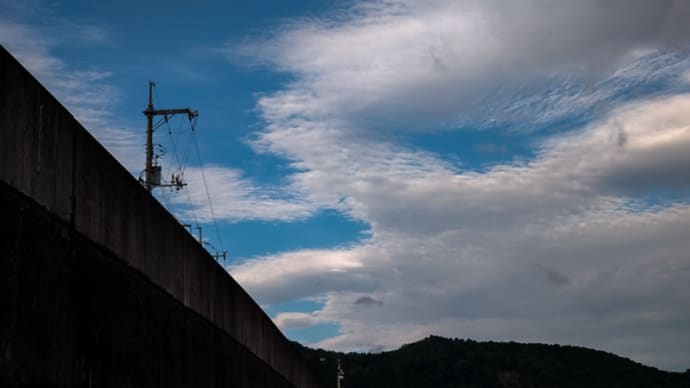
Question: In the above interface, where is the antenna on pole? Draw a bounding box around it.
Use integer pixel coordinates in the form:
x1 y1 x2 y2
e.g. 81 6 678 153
142 81 198 192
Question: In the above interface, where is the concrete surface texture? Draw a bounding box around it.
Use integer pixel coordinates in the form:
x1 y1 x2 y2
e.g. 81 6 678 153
0 45 321 388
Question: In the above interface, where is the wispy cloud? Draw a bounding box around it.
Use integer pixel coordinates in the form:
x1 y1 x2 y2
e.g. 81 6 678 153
0 9 140 170
169 165 316 222
233 0 690 132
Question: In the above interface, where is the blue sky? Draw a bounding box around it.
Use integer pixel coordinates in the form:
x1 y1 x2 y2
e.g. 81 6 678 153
3 0 690 372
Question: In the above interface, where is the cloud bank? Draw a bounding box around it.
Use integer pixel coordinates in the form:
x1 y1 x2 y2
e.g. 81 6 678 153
228 0 690 371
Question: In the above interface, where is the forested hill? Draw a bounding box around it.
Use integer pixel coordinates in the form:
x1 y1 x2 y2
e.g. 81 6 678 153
295 336 690 388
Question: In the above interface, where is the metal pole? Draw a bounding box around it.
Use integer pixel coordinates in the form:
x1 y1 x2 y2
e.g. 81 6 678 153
144 81 155 191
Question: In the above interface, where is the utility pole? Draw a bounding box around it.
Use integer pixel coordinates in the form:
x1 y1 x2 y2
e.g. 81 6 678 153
142 82 228 259
143 81 198 192
337 359 344 388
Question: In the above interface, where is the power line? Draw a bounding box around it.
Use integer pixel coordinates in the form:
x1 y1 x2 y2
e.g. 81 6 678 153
190 120 226 256
144 82 226 259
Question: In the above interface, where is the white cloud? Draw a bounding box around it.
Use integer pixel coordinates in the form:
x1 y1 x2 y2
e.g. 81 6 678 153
231 247 373 303
167 165 316 223
274 312 331 331
229 0 690 371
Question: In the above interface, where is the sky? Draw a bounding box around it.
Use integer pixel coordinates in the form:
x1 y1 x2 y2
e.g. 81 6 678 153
2 0 690 372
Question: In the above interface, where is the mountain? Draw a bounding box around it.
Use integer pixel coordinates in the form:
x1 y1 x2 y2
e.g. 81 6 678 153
294 336 689 388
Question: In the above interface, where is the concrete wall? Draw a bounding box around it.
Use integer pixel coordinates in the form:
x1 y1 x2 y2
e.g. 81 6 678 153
0 180 304 387
0 45 321 388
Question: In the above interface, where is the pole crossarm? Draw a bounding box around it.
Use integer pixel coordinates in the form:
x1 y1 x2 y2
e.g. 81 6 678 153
144 108 199 120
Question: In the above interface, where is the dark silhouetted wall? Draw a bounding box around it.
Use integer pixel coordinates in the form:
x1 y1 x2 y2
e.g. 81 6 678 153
0 45 321 388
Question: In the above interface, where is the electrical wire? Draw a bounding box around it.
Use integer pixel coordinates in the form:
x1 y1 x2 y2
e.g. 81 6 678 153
190 120 226 256
180 130 194 175
153 83 201 240
159 183 179 221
